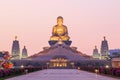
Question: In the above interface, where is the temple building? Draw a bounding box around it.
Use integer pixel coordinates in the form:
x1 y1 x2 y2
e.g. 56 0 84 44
22 46 28 59
30 16 90 68
11 36 20 59
109 49 120 58
112 58 120 68
100 36 109 60
92 46 100 59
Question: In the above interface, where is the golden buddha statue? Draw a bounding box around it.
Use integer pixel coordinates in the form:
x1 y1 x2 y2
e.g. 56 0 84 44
50 16 70 41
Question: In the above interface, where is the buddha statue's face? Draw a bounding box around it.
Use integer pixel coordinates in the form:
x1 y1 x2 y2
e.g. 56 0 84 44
57 18 63 26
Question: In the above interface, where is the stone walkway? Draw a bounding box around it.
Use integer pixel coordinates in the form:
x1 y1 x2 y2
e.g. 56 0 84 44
6 69 119 80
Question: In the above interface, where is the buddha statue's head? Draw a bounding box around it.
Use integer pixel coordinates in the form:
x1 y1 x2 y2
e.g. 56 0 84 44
57 16 63 26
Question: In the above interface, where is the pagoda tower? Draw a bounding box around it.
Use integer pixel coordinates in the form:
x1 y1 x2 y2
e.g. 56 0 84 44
92 46 100 59
11 36 20 59
100 36 109 59
22 46 28 59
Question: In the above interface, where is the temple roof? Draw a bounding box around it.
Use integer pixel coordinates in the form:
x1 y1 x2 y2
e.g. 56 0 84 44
29 42 91 61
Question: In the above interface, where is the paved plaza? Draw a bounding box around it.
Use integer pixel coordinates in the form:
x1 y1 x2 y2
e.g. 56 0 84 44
6 69 119 80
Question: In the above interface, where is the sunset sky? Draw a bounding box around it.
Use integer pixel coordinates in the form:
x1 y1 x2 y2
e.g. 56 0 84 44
0 0 120 56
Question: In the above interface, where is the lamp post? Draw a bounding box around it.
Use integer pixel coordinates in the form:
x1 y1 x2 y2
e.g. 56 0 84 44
94 69 99 73
21 65 24 68
105 65 109 69
70 62 74 69
46 62 49 69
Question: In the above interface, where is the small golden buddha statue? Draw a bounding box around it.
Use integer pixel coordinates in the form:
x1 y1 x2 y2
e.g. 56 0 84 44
50 16 70 41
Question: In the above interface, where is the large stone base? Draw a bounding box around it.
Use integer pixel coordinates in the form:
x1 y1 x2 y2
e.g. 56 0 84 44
48 40 72 46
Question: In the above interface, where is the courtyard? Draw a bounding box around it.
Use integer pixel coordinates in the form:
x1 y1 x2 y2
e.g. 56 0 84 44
6 69 119 80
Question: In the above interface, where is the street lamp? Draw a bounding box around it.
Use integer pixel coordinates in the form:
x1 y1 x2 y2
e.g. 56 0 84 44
94 69 99 73
21 65 24 68
70 62 74 69
105 65 109 69
46 62 49 69
78 67 80 70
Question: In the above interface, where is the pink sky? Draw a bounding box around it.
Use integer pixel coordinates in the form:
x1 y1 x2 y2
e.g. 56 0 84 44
0 0 120 56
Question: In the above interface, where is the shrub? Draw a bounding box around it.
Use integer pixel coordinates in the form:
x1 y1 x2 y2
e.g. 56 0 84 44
77 66 120 78
0 67 44 78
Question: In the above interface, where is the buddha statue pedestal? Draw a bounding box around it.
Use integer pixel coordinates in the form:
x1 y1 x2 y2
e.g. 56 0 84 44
48 40 72 46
